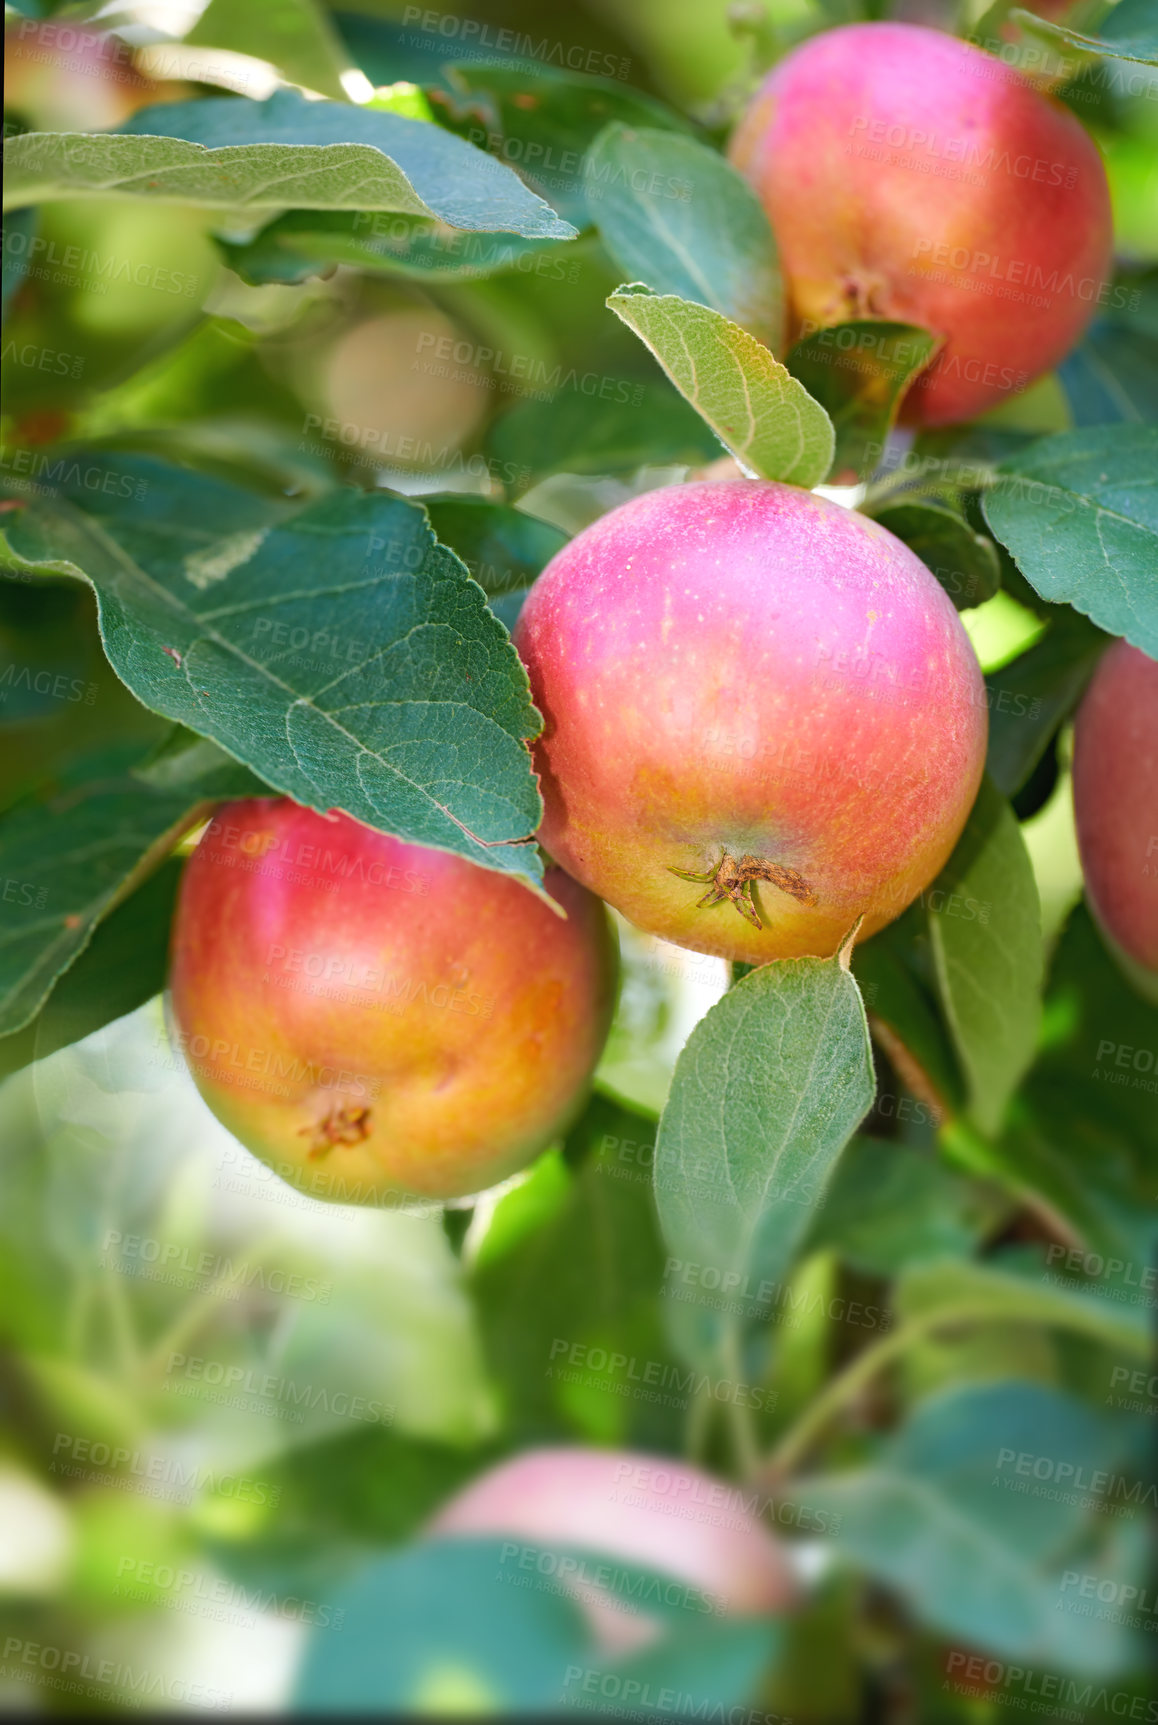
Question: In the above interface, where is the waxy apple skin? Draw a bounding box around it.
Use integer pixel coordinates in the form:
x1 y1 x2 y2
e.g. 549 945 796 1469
167 800 617 1203
1072 642 1158 989
729 22 1113 426
513 480 987 965
431 1447 796 1650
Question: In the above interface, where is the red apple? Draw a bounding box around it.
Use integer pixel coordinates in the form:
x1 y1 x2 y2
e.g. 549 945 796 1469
430 1446 796 1651
729 22 1112 426
1072 641 1158 992
513 479 986 965
167 800 617 1204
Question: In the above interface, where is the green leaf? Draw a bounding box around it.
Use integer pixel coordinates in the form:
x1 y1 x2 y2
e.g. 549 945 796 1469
1 460 546 889
866 499 1000 612
893 1253 1151 1358
422 494 568 633
488 379 721 482
984 613 1108 798
586 125 782 351
0 765 200 1036
0 856 181 1081
795 1381 1148 1670
786 322 941 483
2 207 37 325
217 208 562 286
607 287 834 488
1010 0 1158 66
807 1139 997 1277
184 0 353 102
472 1095 686 1449
927 778 1043 1136
1058 321 1158 427
431 64 689 228
981 425 1158 657
851 903 966 1117
654 949 874 1369
3 90 576 240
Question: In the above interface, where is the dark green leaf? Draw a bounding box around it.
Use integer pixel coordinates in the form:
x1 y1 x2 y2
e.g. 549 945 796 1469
473 1095 686 1449
927 778 1042 1136
852 903 966 1117
807 1139 995 1276
984 614 1108 798
654 949 874 1370
982 425 1158 657
796 1381 1148 1669
786 321 941 484
0 855 181 1080
0 763 200 1036
1058 321 1158 427
217 208 562 286
1 461 545 889
431 64 689 227
488 380 721 482
422 494 567 603
607 286 834 487
586 124 782 351
867 499 1000 612
2 207 37 325
6 91 576 239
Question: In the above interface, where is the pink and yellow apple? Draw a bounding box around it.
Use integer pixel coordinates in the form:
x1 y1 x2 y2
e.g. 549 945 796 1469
430 1446 796 1652
513 479 987 965
1072 641 1158 995
167 800 617 1203
729 23 1112 426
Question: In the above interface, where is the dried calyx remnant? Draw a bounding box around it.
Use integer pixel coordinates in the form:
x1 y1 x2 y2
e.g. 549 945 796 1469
670 852 818 930
300 1105 372 1159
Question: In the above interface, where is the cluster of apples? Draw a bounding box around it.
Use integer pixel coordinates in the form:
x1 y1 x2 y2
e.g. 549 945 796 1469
171 22 1153 1213
166 22 1155 1621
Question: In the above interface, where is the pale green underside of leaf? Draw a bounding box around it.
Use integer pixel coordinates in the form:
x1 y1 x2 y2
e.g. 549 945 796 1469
1010 0 1158 66
606 287 834 488
655 954 874 1365
2 91 577 238
982 425 1158 658
587 125 783 352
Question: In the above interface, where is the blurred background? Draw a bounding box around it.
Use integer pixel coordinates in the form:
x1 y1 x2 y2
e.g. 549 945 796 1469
2 0 1157 1716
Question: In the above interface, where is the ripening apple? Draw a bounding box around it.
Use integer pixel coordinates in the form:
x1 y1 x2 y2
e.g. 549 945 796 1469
729 22 1112 426
167 800 617 1204
430 1446 796 1652
513 479 987 966
1072 641 1158 995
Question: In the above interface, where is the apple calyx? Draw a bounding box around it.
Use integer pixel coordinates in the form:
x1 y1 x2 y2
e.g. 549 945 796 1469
669 851 818 930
